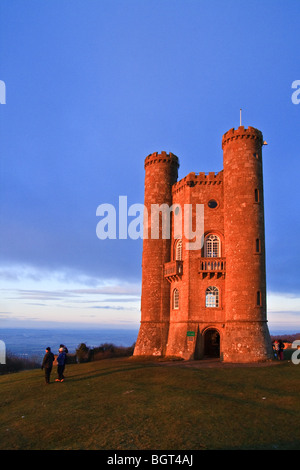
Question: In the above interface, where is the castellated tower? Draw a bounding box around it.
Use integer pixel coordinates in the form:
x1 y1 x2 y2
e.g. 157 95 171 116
134 151 179 356
222 127 273 362
134 126 273 362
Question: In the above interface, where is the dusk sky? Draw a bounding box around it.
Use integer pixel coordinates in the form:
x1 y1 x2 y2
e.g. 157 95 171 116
0 0 299 333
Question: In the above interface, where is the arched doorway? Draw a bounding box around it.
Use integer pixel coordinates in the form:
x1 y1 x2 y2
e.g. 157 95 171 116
204 328 220 358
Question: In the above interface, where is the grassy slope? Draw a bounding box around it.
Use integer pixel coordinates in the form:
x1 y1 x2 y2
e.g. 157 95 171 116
0 357 299 450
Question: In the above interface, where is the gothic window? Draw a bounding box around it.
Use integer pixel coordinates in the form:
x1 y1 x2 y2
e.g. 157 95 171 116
205 235 220 258
174 239 182 261
206 286 219 308
173 288 179 309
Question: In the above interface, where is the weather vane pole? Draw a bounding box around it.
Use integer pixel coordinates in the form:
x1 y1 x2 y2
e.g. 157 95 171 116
240 108 242 127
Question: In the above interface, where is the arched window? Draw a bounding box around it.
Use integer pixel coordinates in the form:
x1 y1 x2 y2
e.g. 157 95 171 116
205 235 220 258
174 239 182 261
172 288 179 309
205 286 219 308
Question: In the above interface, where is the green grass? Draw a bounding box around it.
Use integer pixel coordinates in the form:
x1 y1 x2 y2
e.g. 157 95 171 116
0 357 299 450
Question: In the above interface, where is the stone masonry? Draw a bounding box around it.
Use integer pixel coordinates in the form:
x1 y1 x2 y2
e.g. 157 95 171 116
134 126 273 362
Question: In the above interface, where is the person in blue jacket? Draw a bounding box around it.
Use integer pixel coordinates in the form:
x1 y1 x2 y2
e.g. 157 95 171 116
59 343 68 379
55 347 66 382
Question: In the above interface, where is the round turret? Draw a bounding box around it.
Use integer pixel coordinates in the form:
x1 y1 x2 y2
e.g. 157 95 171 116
134 152 179 356
222 126 273 362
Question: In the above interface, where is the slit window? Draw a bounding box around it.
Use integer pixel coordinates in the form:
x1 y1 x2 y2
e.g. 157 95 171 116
256 238 261 253
257 291 262 306
255 189 260 203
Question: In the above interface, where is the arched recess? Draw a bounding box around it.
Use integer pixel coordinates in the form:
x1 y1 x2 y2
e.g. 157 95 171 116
203 327 220 358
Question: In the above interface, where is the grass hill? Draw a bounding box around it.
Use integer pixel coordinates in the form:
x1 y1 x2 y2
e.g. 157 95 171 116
0 356 300 450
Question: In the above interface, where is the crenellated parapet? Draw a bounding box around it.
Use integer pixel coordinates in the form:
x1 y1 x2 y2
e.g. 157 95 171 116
172 170 223 194
222 126 263 149
144 151 179 170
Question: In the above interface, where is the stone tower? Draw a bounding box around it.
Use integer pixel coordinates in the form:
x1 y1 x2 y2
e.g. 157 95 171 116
221 126 273 362
133 151 179 356
134 126 273 362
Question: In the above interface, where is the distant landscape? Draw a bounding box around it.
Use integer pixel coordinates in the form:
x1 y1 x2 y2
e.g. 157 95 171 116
270 333 300 343
0 327 139 360
0 327 299 376
1 327 299 363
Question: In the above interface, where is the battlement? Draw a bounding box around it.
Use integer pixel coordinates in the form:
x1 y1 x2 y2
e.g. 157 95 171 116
172 170 223 193
144 151 179 169
222 126 263 149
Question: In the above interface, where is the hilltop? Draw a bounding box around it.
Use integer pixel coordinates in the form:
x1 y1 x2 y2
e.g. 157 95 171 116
0 357 299 450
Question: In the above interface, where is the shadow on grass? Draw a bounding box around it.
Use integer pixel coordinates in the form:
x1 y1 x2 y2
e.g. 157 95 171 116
67 363 157 382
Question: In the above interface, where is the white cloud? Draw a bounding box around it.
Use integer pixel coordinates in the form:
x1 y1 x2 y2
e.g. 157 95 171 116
0 264 141 328
267 291 300 332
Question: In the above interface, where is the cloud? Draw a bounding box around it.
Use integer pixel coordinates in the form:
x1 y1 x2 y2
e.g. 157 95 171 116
0 265 141 303
88 305 132 311
0 264 141 328
1 286 141 304
66 284 141 295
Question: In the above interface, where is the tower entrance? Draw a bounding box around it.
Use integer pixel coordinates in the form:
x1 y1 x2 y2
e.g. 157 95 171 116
204 329 220 358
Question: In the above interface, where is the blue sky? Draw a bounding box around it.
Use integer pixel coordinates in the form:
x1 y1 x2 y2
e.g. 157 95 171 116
0 0 299 333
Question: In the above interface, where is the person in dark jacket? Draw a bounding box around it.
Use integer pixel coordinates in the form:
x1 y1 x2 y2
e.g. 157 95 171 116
41 347 55 384
55 347 66 382
278 340 285 360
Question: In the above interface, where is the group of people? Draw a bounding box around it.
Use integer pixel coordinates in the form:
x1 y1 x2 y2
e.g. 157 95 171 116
272 339 285 360
41 344 68 384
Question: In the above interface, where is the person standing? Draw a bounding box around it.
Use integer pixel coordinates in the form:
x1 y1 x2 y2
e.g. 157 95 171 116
278 340 284 361
273 340 279 359
41 347 55 384
55 347 66 382
59 344 68 379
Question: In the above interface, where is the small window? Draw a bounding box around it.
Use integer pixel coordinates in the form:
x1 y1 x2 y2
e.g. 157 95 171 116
206 286 219 308
257 291 262 306
256 238 261 253
208 199 218 209
175 239 182 261
255 189 260 203
173 288 179 309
